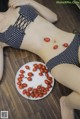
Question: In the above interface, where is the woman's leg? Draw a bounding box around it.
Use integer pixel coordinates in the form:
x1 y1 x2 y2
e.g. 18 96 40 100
60 92 80 119
51 64 80 119
51 64 80 93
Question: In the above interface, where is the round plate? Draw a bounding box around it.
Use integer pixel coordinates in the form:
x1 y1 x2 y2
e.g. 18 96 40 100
15 61 54 100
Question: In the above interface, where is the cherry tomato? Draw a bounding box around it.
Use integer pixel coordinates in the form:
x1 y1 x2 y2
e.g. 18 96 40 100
38 64 43 69
20 70 25 73
53 45 58 49
28 87 33 92
34 93 39 98
26 92 30 96
48 77 52 81
44 37 50 42
19 74 24 78
40 69 44 73
27 77 32 81
25 65 30 69
63 43 69 47
39 73 43 76
39 93 43 97
19 85 23 89
45 73 49 78
46 87 49 91
44 80 49 85
33 88 37 93
38 90 41 93
27 72 33 77
33 64 38 68
17 81 21 85
23 89 27 94
37 85 42 89
33 67 37 72
31 93 35 98
47 84 52 88
49 80 53 84
22 83 28 88
18 77 22 81
42 66 46 70
43 91 47 95
41 87 45 91
44 69 48 73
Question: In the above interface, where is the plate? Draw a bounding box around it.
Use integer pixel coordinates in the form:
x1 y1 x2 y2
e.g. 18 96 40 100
15 61 54 100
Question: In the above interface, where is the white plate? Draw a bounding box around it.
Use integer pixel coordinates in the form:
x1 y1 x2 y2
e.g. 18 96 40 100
15 61 54 100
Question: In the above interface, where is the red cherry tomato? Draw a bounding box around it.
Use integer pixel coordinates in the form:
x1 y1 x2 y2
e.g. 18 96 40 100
27 77 32 81
42 66 46 70
48 77 52 81
34 93 39 98
37 85 42 89
31 93 35 98
28 87 33 92
26 92 30 96
33 88 37 93
41 87 45 91
39 93 43 97
63 43 69 47
18 77 22 81
49 80 53 84
53 45 58 49
43 91 47 95
44 80 49 85
25 65 30 69
38 64 43 69
27 72 33 77
46 87 49 91
40 69 44 73
44 37 50 42
19 74 24 78
47 84 52 88
33 64 38 68
45 73 49 78
20 70 25 73
38 90 41 93
17 81 21 85
33 67 37 72
44 69 48 73
19 85 23 89
39 73 43 76
22 83 28 88
23 89 27 94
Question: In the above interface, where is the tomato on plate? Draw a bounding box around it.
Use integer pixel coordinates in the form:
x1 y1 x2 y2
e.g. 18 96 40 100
15 61 54 100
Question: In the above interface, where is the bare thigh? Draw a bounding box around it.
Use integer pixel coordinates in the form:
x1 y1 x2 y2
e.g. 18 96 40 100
51 63 80 94
51 46 80 93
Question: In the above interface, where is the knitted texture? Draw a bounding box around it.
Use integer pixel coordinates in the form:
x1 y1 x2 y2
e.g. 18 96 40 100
0 5 38 48
46 34 80 71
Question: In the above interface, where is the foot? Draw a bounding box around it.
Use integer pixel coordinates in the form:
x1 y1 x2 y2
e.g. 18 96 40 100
60 96 74 119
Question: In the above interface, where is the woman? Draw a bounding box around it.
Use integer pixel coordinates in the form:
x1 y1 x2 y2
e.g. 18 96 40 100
0 0 80 119
0 0 9 82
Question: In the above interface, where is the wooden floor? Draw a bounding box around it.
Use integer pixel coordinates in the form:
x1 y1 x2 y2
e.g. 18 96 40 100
0 0 80 119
